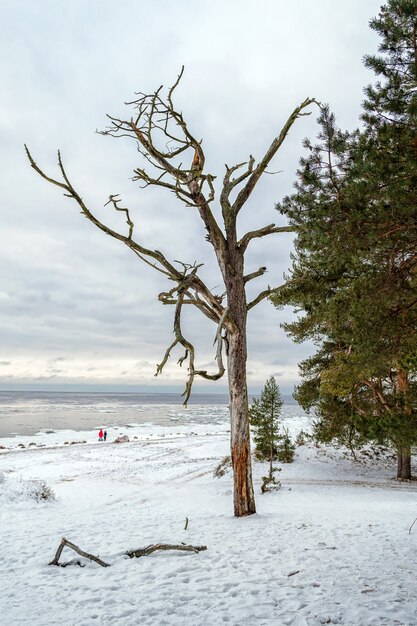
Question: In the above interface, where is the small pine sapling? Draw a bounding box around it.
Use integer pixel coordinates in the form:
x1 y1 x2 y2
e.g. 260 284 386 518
250 376 284 492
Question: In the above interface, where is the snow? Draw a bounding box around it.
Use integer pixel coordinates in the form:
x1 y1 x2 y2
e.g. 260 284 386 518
1 411 417 625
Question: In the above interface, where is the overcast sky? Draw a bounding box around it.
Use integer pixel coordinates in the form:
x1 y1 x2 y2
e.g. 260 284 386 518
0 0 382 394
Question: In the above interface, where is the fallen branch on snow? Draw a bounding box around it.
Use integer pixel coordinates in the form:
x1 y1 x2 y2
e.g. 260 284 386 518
126 543 207 558
49 538 207 568
49 537 111 567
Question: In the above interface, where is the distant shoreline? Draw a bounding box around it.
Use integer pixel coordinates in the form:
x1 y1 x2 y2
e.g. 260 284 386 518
0 391 300 438
0 389 298 405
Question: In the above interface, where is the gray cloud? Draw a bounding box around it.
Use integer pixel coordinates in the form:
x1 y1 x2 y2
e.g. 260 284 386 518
0 0 381 393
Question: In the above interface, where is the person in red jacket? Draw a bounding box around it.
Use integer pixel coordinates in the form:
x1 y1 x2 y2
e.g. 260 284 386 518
98 429 103 442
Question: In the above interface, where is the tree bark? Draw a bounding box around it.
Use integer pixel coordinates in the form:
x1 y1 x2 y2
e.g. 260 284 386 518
397 445 412 480
228 329 256 516
395 368 412 480
225 250 256 516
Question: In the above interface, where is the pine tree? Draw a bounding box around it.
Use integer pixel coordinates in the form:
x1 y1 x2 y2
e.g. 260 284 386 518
250 376 285 492
274 0 417 478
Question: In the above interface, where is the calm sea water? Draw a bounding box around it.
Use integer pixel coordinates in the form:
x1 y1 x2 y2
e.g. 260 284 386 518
0 391 299 438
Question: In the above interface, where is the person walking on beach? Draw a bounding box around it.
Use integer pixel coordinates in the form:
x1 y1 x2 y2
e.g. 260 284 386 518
103 430 107 442
98 429 103 442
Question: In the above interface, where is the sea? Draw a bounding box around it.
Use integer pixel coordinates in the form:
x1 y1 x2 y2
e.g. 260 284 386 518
0 390 301 438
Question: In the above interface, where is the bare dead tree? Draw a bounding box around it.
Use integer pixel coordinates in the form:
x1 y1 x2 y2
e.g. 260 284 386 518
26 68 316 517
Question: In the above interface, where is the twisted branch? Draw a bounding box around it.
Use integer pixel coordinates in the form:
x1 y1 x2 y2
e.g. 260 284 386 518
100 72 226 261
26 71 316 411
104 194 134 239
155 271 227 404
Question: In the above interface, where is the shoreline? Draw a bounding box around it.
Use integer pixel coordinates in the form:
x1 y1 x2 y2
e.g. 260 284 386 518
0 390 301 438
0 401 231 439
0 419 232 453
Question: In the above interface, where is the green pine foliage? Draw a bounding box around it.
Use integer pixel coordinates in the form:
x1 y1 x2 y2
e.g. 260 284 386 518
250 377 294 492
276 428 295 463
273 0 417 471
250 376 283 461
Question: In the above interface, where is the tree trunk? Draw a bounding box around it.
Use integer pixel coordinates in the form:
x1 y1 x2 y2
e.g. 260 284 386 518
395 368 413 479
224 245 256 517
397 445 411 480
228 329 256 516
270 399 274 478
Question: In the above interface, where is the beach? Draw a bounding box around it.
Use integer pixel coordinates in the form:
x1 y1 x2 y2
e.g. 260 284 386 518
0 391 230 438
1 401 417 625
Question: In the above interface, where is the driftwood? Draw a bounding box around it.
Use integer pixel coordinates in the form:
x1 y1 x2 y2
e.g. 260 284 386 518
49 537 110 567
49 538 207 568
184 517 189 530
126 543 207 559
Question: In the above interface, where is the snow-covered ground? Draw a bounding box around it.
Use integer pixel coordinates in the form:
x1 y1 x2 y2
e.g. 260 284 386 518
1 413 416 625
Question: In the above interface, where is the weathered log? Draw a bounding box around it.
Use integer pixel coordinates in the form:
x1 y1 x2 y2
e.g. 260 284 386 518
49 537 110 567
126 543 207 558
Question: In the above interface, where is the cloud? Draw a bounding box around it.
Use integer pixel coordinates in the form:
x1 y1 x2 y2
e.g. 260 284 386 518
0 0 381 394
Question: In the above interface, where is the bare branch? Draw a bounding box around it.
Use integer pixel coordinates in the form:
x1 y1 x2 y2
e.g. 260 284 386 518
247 283 286 311
27 141 228 406
363 380 394 415
247 289 273 311
220 157 255 224
155 271 227 404
25 146 185 279
101 77 228 259
168 66 185 111
24 147 227 331
104 194 134 239
25 145 68 192
238 224 295 251
126 543 207 558
49 537 110 568
158 286 220 323
244 267 267 283
231 98 318 215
